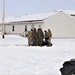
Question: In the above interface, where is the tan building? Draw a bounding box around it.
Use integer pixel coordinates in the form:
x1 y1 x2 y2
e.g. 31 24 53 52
0 10 75 38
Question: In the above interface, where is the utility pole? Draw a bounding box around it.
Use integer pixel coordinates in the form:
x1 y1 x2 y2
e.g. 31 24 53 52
2 0 5 39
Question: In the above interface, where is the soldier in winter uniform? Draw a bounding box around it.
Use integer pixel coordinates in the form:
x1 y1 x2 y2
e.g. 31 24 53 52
27 29 33 46
37 28 44 46
32 28 38 46
44 30 49 45
47 29 52 46
44 29 52 46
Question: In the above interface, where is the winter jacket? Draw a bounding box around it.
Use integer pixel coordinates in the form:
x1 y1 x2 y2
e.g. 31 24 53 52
60 61 75 75
48 29 52 37
27 31 33 46
37 29 44 46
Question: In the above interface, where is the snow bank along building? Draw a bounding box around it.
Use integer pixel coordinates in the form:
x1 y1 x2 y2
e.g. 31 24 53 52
0 10 75 38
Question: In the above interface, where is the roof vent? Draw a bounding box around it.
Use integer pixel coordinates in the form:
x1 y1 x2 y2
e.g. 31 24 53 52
54 10 57 12
59 11 63 12
25 14 27 15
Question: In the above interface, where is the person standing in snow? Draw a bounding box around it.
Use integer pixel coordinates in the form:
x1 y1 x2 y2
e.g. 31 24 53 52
44 30 49 45
37 28 44 46
47 29 52 46
27 29 33 46
32 28 38 46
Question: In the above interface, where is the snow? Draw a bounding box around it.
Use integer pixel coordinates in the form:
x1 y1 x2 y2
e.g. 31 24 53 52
56 10 75 15
0 12 58 23
1 10 75 24
0 34 75 75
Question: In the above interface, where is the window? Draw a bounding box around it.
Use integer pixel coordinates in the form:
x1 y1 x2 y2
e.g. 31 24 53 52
39 25 41 28
25 25 27 31
31 24 34 29
12 25 14 32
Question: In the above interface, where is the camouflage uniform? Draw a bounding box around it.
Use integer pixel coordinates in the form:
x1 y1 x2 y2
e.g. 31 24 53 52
44 30 49 45
32 28 38 46
37 28 44 46
27 30 33 46
47 29 52 46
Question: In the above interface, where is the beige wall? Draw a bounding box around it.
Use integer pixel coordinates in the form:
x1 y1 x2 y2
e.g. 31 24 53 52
43 12 75 38
5 21 43 34
5 24 31 34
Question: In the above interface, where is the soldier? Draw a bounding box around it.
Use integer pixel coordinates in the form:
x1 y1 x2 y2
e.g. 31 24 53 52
27 29 33 46
47 29 52 46
44 30 49 46
32 28 38 46
37 28 44 46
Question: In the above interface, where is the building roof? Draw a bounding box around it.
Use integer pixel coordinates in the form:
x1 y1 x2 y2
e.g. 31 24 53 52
0 10 75 24
54 10 75 19
0 11 59 23
56 10 75 15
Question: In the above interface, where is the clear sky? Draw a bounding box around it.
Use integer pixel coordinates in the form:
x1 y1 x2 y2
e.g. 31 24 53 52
0 0 75 17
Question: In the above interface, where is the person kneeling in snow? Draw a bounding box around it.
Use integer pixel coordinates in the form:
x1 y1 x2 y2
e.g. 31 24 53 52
44 30 52 46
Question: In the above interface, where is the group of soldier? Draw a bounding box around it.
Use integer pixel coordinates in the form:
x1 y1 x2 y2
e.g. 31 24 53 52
27 28 52 46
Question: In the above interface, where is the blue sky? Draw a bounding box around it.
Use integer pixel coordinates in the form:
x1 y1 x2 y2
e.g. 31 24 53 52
0 0 75 17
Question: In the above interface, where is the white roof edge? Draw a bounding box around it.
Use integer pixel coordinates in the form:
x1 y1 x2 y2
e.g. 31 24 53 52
58 10 75 20
0 11 59 23
56 10 75 15
52 10 75 20
0 10 75 24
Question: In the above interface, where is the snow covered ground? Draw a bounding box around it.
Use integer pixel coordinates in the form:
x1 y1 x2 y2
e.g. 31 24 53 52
0 34 75 75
